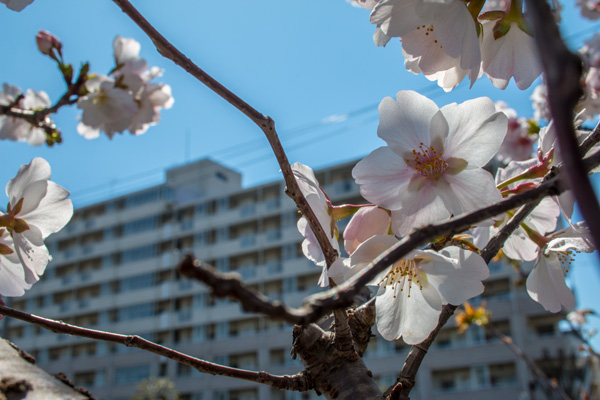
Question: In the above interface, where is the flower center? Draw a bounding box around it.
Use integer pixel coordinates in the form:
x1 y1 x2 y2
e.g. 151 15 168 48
378 259 423 298
406 142 448 179
554 249 580 274
0 198 30 234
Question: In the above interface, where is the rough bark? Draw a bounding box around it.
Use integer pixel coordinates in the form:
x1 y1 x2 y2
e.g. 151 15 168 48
0 338 94 400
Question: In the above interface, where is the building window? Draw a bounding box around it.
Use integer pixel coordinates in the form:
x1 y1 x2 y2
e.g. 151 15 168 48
240 234 256 248
118 303 154 321
240 203 256 217
217 197 230 212
216 258 229 273
282 244 297 260
114 365 151 385
123 216 158 236
121 244 157 263
120 273 155 291
217 227 229 242
123 188 161 209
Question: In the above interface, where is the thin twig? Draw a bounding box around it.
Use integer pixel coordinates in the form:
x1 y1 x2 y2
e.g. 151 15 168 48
489 325 572 400
526 0 600 254
0 305 312 392
111 0 338 267
560 311 600 359
0 64 87 143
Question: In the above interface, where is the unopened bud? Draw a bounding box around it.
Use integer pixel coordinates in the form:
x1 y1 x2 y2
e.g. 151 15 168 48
36 30 63 61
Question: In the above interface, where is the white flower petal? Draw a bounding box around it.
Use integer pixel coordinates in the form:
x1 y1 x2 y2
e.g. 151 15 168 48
375 273 442 343
13 228 49 280
6 157 51 203
443 167 503 218
526 253 574 312
20 181 72 238
377 91 441 155
352 147 415 210
420 247 488 305
441 98 508 166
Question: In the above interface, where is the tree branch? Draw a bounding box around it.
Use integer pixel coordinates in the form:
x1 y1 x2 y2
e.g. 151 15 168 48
111 0 338 267
0 305 312 392
488 325 572 400
526 0 600 253
0 338 94 400
0 64 87 145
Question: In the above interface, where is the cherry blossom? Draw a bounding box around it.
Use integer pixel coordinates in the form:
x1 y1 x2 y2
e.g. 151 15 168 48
36 30 63 61
128 83 174 135
346 235 489 344
531 84 551 122
0 158 72 296
371 0 482 90
578 33 600 120
0 84 51 146
0 0 34 11
353 90 507 236
480 20 542 90
77 75 139 139
77 36 173 139
292 163 340 286
113 35 142 66
494 102 537 163
527 223 594 312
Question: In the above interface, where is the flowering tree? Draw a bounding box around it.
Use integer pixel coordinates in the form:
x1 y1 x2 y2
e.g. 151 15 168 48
1 0 600 399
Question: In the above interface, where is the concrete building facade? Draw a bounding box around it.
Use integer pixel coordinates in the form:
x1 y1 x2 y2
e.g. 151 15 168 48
2 159 580 400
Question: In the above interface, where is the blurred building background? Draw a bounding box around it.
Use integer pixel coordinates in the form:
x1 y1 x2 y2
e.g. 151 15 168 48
1 159 588 400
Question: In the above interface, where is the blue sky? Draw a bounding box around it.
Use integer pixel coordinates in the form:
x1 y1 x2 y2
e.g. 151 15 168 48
1 1 599 349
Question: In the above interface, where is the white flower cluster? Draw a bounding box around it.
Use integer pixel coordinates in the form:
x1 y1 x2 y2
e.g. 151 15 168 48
577 33 600 121
357 0 542 91
0 158 73 297
494 101 537 163
0 84 52 146
77 36 174 139
295 90 597 344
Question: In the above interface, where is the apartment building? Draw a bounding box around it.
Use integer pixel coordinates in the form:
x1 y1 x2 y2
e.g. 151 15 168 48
2 158 581 400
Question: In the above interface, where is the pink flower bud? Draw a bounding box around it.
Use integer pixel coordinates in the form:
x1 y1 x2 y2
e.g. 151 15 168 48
36 30 62 60
343 206 391 255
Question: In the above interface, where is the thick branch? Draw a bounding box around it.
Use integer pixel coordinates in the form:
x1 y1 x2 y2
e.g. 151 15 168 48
111 0 337 267
0 338 94 400
0 305 311 392
526 0 600 253
178 256 310 325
